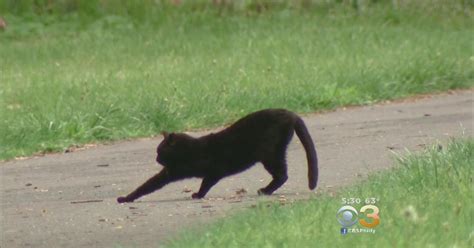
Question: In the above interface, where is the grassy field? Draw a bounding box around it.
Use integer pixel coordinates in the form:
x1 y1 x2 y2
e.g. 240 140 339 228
1 1 473 160
165 138 473 248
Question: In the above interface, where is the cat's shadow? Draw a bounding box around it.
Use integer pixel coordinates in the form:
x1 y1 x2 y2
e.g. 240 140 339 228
133 191 314 204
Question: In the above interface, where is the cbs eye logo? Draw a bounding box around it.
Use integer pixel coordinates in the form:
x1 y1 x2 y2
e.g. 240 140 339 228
336 205 380 228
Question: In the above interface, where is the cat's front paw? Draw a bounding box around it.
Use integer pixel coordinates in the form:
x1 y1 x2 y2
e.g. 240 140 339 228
191 193 203 199
117 196 133 203
257 188 271 196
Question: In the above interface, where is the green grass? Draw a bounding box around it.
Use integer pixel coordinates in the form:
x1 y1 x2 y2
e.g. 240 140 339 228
166 138 474 248
1 1 473 160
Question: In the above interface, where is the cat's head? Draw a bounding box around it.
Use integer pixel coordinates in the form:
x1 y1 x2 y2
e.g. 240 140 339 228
156 131 195 167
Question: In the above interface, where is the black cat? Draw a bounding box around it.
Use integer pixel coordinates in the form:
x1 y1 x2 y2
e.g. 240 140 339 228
117 108 318 203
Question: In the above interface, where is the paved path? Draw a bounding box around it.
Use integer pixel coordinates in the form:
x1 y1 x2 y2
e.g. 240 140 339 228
1 90 472 247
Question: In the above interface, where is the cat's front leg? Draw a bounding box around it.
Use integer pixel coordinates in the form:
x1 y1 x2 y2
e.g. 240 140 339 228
117 168 172 203
192 176 220 199
117 196 133 203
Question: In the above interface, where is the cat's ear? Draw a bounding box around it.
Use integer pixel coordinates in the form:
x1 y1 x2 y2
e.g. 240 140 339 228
161 131 170 139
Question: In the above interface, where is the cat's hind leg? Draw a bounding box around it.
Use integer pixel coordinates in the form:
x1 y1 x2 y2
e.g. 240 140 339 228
258 158 288 196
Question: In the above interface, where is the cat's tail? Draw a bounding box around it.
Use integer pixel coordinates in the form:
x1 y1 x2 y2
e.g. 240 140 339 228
294 117 318 190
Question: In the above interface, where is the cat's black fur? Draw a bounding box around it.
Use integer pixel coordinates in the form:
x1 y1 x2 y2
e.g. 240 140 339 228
117 109 318 203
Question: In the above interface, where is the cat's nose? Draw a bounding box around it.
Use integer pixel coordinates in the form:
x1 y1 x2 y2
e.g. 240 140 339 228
156 154 163 164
